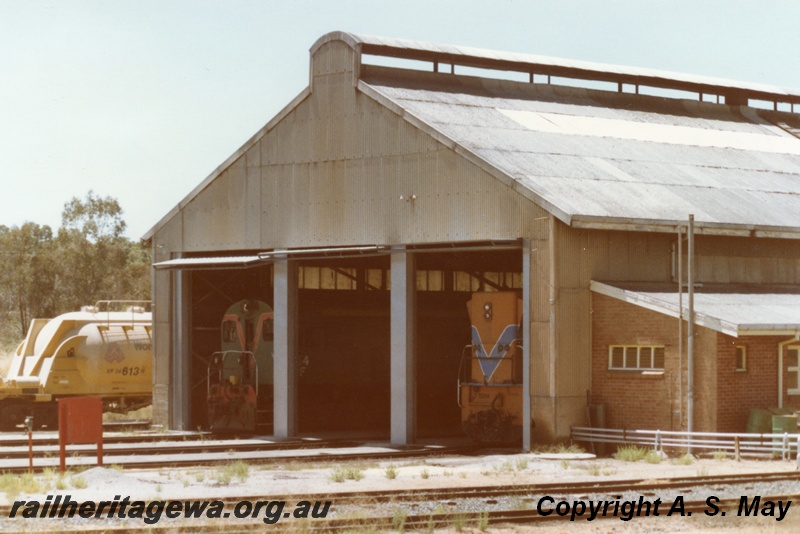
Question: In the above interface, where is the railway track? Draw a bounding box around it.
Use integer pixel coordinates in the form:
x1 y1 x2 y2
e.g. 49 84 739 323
3 470 798 532
323 492 800 532
0 438 476 473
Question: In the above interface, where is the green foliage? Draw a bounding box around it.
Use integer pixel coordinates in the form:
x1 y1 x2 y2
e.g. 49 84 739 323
391 508 407 532
451 513 468 531
0 472 43 500
614 445 649 462
384 465 398 479
61 190 126 242
644 450 663 464
211 461 250 485
328 465 365 483
614 445 664 463
0 222 58 336
55 191 149 311
477 511 490 531
0 191 151 349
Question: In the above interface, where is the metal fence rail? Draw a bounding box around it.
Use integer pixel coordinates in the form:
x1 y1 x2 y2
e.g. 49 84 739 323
571 426 800 461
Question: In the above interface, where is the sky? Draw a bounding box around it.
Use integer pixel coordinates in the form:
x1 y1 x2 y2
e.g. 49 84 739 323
2 0 799 240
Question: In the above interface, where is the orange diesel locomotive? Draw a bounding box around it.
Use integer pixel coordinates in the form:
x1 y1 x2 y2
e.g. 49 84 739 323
459 291 524 443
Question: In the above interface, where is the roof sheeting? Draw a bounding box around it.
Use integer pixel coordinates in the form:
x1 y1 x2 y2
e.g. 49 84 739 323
591 280 800 337
143 32 800 241
362 76 800 234
315 32 800 103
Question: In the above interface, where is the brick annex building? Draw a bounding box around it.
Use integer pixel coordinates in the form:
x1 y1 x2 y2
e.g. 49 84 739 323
145 32 800 447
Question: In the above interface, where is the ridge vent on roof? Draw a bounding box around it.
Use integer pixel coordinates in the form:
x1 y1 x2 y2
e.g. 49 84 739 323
314 32 800 113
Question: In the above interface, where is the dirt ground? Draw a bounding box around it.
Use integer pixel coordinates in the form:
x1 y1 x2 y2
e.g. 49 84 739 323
2 447 798 532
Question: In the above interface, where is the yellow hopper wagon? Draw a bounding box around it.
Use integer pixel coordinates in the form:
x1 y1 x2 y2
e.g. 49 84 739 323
0 301 152 430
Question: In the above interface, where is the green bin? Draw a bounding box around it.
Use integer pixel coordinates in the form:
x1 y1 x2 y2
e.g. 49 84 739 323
771 415 798 457
746 408 773 434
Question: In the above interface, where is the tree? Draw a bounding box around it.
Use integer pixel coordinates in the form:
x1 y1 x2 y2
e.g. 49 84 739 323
54 191 144 311
0 191 151 346
61 190 126 242
0 223 57 335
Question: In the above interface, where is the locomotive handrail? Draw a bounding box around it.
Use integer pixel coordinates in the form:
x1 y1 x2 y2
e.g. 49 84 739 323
89 300 152 328
457 345 471 408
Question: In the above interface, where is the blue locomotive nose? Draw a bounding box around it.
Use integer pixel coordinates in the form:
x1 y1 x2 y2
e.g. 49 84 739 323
471 324 520 381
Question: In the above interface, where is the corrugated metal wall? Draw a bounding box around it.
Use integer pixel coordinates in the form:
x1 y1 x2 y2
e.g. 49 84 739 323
696 236 800 284
163 39 543 252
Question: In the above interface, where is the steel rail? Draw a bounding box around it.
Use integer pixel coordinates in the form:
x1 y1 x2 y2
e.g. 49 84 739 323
324 492 800 532
0 443 477 474
5 481 798 533
0 438 361 460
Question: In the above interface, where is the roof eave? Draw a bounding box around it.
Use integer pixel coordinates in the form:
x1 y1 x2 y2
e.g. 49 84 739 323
573 217 800 239
141 86 313 243
590 280 800 338
590 280 740 337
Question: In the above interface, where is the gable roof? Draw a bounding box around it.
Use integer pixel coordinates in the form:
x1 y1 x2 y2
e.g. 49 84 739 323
359 70 800 237
144 32 800 241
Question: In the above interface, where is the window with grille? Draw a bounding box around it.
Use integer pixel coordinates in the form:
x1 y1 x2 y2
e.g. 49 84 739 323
608 345 665 371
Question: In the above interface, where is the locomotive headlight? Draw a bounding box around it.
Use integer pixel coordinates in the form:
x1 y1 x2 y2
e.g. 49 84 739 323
483 302 492 320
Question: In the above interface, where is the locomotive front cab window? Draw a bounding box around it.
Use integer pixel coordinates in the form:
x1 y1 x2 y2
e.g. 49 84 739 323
260 315 274 342
222 320 238 343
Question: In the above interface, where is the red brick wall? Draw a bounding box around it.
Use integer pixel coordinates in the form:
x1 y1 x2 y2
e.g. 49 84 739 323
592 293 798 434
591 294 683 431
715 334 784 433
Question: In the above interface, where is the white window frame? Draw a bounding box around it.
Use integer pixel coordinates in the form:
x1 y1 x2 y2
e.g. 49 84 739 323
608 345 665 371
735 346 747 372
788 346 800 396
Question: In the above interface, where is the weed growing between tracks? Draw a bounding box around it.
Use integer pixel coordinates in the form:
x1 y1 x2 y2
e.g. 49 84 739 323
0 468 93 501
328 465 365 483
392 507 407 531
580 462 616 476
384 465 398 479
531 443 585 454
615 445 661 463
713 449 729 461
213 460 250 485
